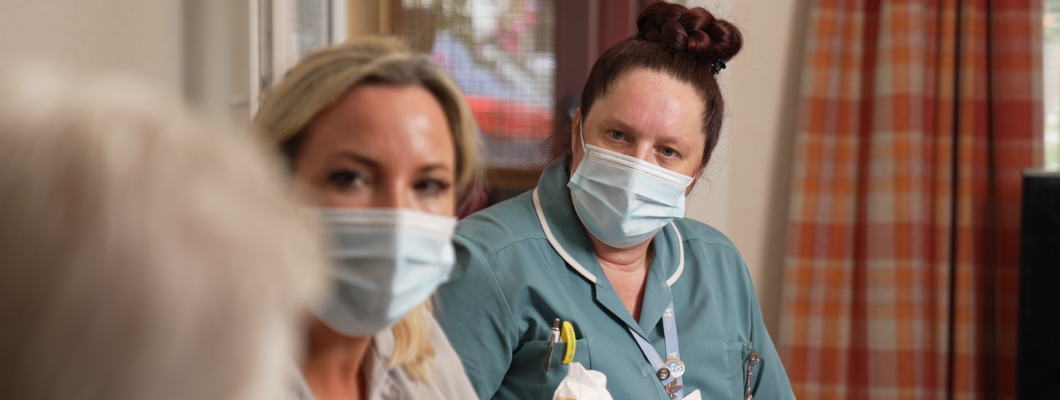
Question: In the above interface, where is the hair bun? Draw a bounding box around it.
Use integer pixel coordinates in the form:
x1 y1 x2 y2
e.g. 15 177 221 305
636 2 743 66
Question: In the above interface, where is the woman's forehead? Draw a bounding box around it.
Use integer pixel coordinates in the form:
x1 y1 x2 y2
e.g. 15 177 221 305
302 85 456 170
587 69 705 143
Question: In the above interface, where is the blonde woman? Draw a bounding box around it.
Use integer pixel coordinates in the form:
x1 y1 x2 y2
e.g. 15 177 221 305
0 66 326 400
255 37 481 400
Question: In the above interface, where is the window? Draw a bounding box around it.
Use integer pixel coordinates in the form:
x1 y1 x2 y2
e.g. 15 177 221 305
393 0 558 201
395 1 556 165
253 0 644 202
251 0 347 115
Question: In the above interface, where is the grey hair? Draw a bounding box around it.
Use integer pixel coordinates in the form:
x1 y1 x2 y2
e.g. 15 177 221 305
0 64 326 400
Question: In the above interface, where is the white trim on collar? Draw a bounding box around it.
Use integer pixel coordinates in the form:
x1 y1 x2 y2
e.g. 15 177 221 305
534 188 597 283
532 188 685 286
665 223 685 286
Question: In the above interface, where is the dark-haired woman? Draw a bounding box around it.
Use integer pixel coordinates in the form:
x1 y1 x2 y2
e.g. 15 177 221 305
435 2 795 400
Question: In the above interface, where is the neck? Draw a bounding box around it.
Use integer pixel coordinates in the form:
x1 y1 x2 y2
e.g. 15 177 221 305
302 319 372 400
589 233 654 321
589 234 653 271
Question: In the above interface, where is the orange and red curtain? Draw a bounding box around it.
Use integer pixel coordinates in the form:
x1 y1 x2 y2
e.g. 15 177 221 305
779 0 1043 399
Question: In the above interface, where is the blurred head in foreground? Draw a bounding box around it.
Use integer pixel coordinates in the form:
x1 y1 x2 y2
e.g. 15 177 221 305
0 65 326 400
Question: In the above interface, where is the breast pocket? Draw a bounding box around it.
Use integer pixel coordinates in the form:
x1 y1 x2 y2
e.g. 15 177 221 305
684 340 751 399
500 338 591 398
725 341 754 399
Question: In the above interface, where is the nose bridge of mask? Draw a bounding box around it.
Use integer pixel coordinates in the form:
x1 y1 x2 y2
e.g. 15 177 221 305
582 145 694 190
316 208 457 263
577 118 696 190
326 224 394 254
315 208 457 236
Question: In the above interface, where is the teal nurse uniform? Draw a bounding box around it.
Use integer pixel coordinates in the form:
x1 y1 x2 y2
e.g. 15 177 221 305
435 157 795 400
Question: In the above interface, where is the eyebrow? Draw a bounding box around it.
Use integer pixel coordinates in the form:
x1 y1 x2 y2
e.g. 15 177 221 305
599 116 690 147
328 151 379 169
599 116 640 136
330 152 452 174
420 164 452 174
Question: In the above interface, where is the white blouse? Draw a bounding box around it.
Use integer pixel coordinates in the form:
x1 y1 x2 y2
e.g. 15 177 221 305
291 315 479 400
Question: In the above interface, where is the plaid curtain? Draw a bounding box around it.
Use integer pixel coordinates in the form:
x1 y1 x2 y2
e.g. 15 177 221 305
779 0 1043 398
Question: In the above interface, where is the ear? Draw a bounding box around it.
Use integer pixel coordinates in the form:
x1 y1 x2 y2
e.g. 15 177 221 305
685 164 708 196
692 164 707 181
570 108 582 154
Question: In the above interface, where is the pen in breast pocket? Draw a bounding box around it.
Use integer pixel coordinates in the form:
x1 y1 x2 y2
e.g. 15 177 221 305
745 346 759 400
545 318 560 372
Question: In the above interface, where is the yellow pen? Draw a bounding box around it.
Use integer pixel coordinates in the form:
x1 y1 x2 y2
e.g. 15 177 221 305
561 320 576 364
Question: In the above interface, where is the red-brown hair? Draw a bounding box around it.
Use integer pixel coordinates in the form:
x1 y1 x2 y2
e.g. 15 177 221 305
549 1 743 168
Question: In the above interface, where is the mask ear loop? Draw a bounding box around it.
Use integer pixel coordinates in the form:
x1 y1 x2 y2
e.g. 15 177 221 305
579 119 587 154
577 117 596 168
684 161 707 193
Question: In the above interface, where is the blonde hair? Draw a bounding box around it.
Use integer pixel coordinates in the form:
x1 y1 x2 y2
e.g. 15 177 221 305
0 65 327 400
253 36 482 383
254 36 483 207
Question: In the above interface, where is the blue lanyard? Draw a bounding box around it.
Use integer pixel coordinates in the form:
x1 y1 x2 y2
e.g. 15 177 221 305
628 300 685 399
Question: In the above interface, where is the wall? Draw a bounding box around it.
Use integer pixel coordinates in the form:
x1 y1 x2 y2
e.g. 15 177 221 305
681 0 809 337
184 0 252 127
0 0 183 93
0 0 249 129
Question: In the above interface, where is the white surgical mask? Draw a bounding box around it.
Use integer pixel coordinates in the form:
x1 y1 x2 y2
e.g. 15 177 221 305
309 208 457 337
567 131 694 248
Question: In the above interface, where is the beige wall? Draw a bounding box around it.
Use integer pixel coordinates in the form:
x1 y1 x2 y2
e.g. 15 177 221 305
184 0 251 127
0 0 249 128
0 0 183 92
682 0 809 337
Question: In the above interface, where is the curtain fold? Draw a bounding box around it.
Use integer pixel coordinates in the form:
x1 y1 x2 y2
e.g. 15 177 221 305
779 0 1042 398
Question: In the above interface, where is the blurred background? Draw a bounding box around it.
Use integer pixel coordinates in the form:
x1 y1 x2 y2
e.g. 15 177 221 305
1 1 1056 399
0 0 805 335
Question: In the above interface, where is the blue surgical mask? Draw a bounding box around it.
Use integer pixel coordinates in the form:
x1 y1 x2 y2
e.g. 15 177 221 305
568 140 695 248
309 208 457 337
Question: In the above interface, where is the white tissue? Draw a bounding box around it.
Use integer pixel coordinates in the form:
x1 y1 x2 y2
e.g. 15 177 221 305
551 362 614 400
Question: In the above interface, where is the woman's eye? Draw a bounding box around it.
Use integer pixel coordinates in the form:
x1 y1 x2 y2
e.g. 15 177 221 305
327 170 366 190
415 179 452 197
660 147 677 158
608 130 626 141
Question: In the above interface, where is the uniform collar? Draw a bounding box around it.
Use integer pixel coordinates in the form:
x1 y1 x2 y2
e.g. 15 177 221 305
533 157 686 335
